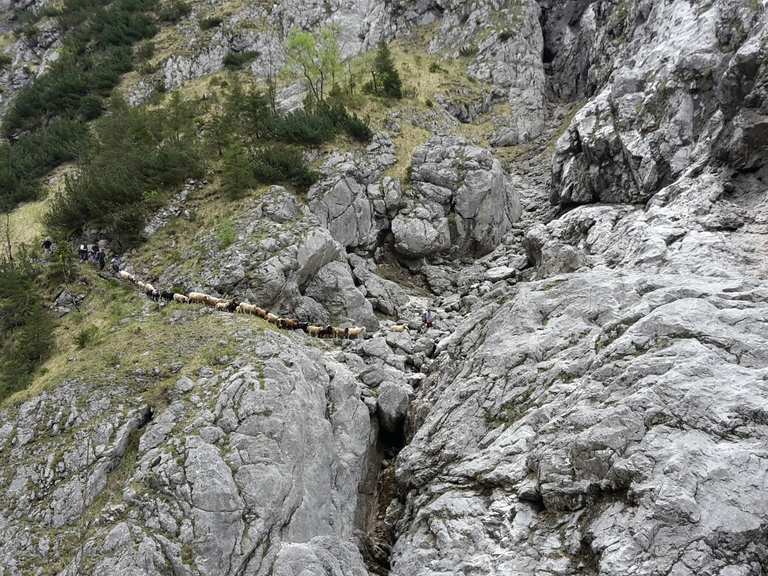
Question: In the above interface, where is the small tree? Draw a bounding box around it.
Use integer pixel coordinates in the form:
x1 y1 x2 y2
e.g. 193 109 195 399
366 41 403 99
221 143 254 199
284 26 342 105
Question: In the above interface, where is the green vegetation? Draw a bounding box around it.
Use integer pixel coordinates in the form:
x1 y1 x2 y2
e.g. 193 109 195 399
0 249 55 402
223 50 258 70
46 94 204 248
285 26 342 105
199 16 222 30
0 119 89 211
158 0 190 23
207 76 371 193
214 218 236 248
364 41 403 99
1 0 162 214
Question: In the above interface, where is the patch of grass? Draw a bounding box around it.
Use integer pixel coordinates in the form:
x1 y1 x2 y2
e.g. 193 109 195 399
75 325 100 349
215 218 236 248
384 124 431 183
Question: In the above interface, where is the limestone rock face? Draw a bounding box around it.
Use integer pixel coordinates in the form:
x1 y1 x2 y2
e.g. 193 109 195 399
550 0 767 207
308 135 399 251
393 269 768 575
305 261 380 332
0 331 373 575
392 136 522 258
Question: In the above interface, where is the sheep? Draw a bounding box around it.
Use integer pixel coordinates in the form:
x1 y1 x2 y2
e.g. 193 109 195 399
254 307 268 319
237 303 257 315
308 325 323 337
215 301 229 311
118 270 135 283
266 313 280 325
226 300 240 313
282 319 299 330
205 295 223 307
320 325 334 339
346 327 366 339
390 324 409 333
188 292 208 305
332 326 348 339
173 294 189 304
298 322 309 332
160 291 175 302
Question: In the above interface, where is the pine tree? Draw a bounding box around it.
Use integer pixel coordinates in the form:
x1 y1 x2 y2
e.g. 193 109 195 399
370 41 402 99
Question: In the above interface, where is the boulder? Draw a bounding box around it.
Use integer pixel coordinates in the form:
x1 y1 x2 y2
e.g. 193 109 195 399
304 261 379 331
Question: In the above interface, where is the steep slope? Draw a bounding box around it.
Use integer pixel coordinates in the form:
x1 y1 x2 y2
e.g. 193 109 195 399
0 0 766 575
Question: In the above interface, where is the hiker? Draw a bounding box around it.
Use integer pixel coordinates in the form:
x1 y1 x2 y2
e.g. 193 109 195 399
41 238 53 255
78 244 88 262
97 250 106 271
422 309 434 331
90 245 99 264
111 257 120 274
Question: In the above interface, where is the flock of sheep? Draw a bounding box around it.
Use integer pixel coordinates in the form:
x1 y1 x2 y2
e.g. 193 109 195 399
117 270 368 339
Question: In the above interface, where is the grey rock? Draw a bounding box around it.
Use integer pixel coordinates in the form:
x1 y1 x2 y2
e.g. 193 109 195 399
305 261 379 331
376 382 410 437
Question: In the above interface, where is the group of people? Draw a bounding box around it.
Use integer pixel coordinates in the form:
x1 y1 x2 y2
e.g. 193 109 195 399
78 243 107 270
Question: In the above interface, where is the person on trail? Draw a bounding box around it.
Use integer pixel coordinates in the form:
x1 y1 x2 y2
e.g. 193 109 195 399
41 238 53 255
90 245 99 264
421 309 434 331
78 244 88 262
111 257 120 274
97 250 106 271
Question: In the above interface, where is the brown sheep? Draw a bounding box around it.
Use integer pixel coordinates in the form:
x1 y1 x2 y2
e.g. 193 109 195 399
308 325 323 337
254 307 268 319
188 292 208 305
173 294 189 304
390 324 409 333
346 327 366 339
332 326 348 339
282 319 299 330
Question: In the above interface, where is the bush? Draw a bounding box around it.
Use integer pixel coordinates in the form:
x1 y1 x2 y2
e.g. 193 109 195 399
428 62 444 74
252 145 317 191
0 251 55 401
136 40 155 61
4 0 157 136
0 53 11 70
498 30 514 42
223 51 258 70
215 218 236 248
199 16 222 30
220 143 254 199
75 325 100 349
158 0 190 22
0 118 89 212
46 96 204 247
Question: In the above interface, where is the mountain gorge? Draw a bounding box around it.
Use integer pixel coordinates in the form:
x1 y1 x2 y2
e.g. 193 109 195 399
0 0 767 575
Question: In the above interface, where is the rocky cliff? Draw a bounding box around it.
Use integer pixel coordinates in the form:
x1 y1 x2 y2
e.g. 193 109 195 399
1 0 767 575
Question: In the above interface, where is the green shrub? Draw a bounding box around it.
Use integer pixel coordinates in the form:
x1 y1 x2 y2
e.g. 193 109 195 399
0 53 11 70
428 62 444 73
221 143 255 199
199 16 222 30
223 51 258 70
158 0 190 22
136 40 155 61
0 118 89 212
46 96 204 247
75 325 100 349
215 218 236 248
0 250 55 401
498 30 514 42
252 145 317 191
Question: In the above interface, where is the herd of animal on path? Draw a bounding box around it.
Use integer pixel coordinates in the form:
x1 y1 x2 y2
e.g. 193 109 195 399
116 269 390 339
